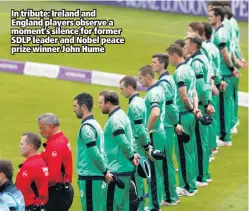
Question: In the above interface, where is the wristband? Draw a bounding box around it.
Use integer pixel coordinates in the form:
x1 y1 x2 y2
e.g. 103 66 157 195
228 66 235 72
129 155 134 162
143 144 149 151
189 106 194 112
103 169 108 176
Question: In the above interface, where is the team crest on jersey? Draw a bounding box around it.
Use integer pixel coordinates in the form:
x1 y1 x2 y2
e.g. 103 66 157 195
102 182 107 189
80 190 84 198
42 167 49 176
52 151 57 157
22 171 28 177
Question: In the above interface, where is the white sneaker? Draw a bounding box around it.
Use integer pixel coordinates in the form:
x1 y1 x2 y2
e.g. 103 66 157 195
230 127 238 134
196 181 208 187
212 148 218 155
161 200 179 206
224 141 232 147
177 187 195 196
207 179 212 183
217 139 225 147
236 120 240 127
144 206 161 211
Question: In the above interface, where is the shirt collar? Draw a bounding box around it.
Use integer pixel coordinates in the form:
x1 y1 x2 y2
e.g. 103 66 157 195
0 180 12 193
81 114 94 124
206 39 211 43
158 71 170 80
191 50 202 58
46 132 63 143
176 62 185 70
108 106 120 118
19 155 40 168
215 24 224 32
129 93 139 104
147 83 158 92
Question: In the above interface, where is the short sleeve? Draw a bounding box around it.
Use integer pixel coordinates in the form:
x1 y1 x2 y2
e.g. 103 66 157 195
111 118 125 137
81 125 97 147
147 92 161 109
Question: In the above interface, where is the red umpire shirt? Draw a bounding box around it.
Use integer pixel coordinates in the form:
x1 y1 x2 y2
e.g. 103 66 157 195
40 132 73 187
16 155 49 206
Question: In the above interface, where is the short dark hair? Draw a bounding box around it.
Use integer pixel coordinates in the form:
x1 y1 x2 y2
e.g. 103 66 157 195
185 35 203 50
202 22 213 40
211 7 225 21
189 22 205 37
22 132 42 150
120 76 137 90
174 39 185 48
223 5 233 19
74 93 93 112
138 65 155 78
99 90 119 106
0 160 13 180
152 53 169 69
166 43 184 57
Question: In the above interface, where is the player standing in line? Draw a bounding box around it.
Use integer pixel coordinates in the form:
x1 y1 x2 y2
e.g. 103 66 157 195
208 7 240 147
119 76 153 211
98 90 139 211
138 65 166 211
151 53 180 206
16 132 48 210
166 43 201 196
187 22 222 160
184 35 215 186
37 113 74 211
223 5 247 133
0 160 25 211
73 93 113 211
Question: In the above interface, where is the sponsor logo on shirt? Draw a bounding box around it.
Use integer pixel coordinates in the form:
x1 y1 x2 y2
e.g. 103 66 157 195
42 167 49 176
22 171 28 177
52 151 57 157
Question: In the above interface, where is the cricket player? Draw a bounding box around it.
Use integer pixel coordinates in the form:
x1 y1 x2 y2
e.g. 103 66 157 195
187 22 221 158
73 93 113 211
119 76 152 211
166 43 201 196
208 7 240 147
138 65 166 211
0 160 25 211
184 35 215 186
98 90 139 211
223 5 248 133
151 53 180 205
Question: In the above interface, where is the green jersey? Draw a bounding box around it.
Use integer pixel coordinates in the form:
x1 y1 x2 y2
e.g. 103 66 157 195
128 93 150 155
202 40 222 85
76 115 107 177
223 17 235 51
190 51 212 104
230 17 241 59
173 62 196 112
212 24 232 76
158 71 179 127
104 107 135 174
144 83 165 132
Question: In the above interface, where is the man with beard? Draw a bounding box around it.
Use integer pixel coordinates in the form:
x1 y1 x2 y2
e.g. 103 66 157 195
37 113 74 211
73 92 113 211
98 90 140 211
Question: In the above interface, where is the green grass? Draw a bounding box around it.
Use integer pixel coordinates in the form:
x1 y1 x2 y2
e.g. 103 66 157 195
0 1 248 211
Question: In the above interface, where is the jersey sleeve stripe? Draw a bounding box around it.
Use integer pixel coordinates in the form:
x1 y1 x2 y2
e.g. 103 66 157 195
177 82 186 88
113 129 125 137
86 141 97 148
134 119 143 124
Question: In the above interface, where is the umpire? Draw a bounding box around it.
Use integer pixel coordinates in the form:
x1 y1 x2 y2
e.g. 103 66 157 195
37 113 74 211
